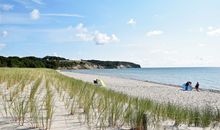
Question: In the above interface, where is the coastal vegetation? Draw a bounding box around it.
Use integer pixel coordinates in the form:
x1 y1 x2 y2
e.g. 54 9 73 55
0 68 220 129
0 56 141 69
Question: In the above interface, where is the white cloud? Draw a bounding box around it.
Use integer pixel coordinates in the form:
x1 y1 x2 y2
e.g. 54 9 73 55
75 23 93 41
206 27 220 37
146 30 163 37
13 0 39 8
0 43 6 50
94 31 119 45
0 4 14 11
31 0 44 4
76 23 88 33
208 26 214 30
127 18 136 25
75 23 119 45
76 32 93 41
13 0 29 8
30 9 83 20
30 9 40 20
1 31 8 37
42 13 83 18
14 0 44 8
197 43 207 47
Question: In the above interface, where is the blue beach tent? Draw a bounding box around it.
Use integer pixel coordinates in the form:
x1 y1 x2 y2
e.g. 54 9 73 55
181 83 192 91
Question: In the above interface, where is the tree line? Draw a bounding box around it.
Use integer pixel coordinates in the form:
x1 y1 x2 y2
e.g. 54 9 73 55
0 56 65 69
0 56 141 69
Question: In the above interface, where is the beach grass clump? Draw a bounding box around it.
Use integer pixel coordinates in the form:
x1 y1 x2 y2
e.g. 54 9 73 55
28 78 42 128
40 79 54 130
0 68 220 129
53 70 220 128
11 97 29 125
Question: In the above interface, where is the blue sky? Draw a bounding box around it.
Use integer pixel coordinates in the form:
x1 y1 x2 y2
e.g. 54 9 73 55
1 0 220 67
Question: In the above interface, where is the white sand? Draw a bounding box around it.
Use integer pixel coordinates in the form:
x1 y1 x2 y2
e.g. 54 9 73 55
60 71 220 110
1 71 220 130
0 82 90 130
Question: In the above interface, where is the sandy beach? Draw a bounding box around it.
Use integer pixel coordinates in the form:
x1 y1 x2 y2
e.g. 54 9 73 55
60 71 220 110
1 69 220 130
0 80 90 130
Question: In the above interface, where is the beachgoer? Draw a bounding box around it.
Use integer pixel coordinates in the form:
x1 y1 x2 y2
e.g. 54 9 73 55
182 81 192 91
184 82 189 90
94 79 98 84
195 82 199 91
93 79 106 87
188 81 193 91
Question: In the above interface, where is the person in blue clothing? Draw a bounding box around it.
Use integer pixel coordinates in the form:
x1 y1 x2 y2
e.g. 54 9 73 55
182 81 192 91
187 81 193 90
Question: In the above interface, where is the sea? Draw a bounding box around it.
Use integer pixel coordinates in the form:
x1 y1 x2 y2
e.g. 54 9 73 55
66 67 220 90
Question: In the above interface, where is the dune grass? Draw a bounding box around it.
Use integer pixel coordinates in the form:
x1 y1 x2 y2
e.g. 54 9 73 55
0 68 220 129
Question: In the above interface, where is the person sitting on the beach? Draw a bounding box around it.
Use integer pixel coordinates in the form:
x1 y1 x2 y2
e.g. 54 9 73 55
181 81 188 90
182 81 192 91
93 79 98 84
195 82 199 91
188 82 193 91
93 79 106 87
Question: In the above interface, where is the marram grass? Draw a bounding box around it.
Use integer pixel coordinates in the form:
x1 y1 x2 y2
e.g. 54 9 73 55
0 68 219 129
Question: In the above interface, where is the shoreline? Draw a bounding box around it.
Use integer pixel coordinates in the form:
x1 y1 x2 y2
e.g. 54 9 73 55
144 80 220 94
59 70 220 110
61 69 220 94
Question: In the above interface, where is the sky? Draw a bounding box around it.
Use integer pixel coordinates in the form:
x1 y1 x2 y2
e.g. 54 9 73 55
0 0 220 67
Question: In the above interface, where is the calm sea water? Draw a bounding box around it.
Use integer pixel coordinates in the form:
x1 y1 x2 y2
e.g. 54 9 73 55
66 67 220 90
